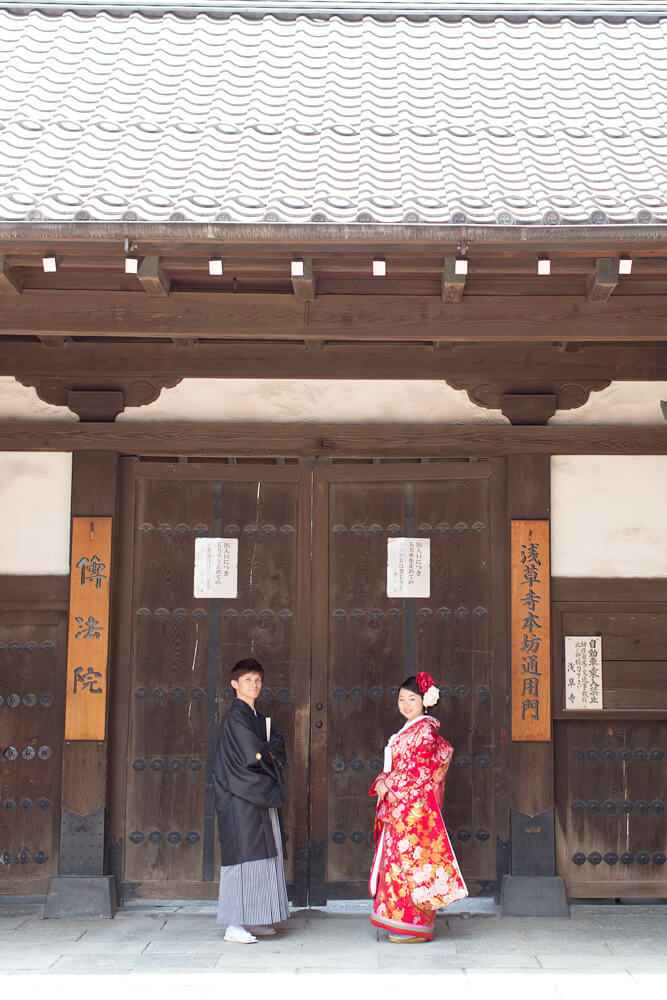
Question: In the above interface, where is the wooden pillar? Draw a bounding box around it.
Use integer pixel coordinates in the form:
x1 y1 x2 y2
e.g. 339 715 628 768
45 452 119 918
502 454 568 916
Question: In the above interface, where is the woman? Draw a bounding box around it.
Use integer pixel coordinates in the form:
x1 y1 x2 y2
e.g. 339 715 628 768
369 671 467 942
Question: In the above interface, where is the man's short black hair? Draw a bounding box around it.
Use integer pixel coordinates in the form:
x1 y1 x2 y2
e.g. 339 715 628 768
230 657 265 682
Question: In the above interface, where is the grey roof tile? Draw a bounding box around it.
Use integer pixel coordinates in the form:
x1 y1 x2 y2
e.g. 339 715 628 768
2 10 667 224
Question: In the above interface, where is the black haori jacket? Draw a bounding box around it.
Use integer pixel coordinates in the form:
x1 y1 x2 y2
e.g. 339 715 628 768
212 698 287 867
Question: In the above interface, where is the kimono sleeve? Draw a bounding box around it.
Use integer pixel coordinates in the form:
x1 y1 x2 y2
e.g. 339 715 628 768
384 728 452 800
212 711 285 810
267 729 287 770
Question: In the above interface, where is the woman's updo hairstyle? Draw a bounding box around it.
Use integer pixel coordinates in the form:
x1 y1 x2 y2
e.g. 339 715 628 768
399 671 440 710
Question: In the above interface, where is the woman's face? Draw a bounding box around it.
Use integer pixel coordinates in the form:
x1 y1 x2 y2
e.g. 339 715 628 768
397 687 424 721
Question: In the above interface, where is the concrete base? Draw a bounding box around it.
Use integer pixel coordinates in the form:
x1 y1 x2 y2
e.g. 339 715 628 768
500 875 569 917
44 876 118 919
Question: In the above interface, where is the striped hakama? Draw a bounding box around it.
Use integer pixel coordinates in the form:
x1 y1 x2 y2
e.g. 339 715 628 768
217 808 290 927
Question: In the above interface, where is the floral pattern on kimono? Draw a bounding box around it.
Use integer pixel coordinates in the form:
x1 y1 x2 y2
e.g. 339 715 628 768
369 715 467 937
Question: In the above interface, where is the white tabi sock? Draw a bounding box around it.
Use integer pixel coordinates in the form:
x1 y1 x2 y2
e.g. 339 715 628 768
224 924 258 944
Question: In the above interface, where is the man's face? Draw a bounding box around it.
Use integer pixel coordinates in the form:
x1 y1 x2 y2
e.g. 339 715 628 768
231 671 263 704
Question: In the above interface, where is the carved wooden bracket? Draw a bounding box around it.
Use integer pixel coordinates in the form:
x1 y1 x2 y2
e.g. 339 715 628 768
16 377 183 421
447 379 611 425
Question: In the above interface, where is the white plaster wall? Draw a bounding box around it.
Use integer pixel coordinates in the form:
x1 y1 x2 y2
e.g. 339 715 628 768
0 453 71 574
550 382 667 425
1 375 665 428
117 379 508 424
551 456 667 578
0 376 77 420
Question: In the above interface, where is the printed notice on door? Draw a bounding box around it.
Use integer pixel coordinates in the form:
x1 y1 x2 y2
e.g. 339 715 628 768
564 635 603 710
387 538 430 598
194 538 238 598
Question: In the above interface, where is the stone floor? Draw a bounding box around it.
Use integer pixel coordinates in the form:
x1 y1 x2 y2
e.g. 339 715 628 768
0 897 665 1000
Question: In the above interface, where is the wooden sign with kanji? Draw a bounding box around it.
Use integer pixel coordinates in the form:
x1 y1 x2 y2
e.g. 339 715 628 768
65 517 112 740
511 520 551 741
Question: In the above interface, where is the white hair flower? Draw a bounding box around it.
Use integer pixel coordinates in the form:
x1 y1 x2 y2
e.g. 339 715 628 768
422 684 440 708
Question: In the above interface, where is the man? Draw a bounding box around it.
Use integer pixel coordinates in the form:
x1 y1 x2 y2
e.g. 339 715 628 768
212 657 290 944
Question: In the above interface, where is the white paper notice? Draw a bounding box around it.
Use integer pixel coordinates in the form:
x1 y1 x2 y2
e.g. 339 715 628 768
193 538 238 598
564 635 603 710
387 537 430 598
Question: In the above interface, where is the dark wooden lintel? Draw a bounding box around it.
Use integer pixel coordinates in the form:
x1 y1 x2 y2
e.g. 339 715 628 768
138 255 170 297
3 341 667 383
1 421 665 457
3 290 667 342
586 258 619 302
0 254 23 295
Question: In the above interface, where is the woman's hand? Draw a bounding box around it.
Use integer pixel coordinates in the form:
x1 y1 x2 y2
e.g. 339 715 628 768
375 779 396 803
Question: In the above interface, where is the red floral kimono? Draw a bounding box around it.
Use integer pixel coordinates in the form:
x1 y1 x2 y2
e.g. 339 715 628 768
369 715 467 938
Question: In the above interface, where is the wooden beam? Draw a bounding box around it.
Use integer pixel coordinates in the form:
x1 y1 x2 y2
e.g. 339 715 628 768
586 258 619 302
291 257 316 300
138 255 170 297
441 257 466 303
3 291 667 342
0 255 23 295
0 421 665 457
2 340 667 382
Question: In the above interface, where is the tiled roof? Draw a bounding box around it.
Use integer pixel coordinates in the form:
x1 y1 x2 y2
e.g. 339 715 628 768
1 9 667 226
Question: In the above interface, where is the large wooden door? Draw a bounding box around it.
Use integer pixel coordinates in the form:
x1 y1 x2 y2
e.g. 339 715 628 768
112 457 508 902
310 461 508 901
111 460 311 901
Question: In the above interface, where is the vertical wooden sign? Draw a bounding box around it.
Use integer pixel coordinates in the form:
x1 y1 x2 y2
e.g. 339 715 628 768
65 517 112 740
511 520 551 741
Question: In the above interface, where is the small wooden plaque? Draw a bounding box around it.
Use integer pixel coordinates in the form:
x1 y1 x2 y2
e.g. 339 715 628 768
64 517 112 740
511 520 551 741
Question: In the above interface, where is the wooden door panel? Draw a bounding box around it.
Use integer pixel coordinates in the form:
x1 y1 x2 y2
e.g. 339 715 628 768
314 462 507 897
324 481 404 887
119 466 307 895
215 479 301 884
124 478 212 883
555 720 667 897
0 614 66 889
414 477 496 880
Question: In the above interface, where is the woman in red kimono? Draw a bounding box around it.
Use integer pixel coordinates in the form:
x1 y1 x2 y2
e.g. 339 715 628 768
369 671 467 942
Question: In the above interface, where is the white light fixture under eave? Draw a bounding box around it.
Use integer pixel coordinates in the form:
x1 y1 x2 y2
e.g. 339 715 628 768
619 256 633 275
537 256 551 276
124 257 138 274
454 256 468 276
209 258 224 276
42 256 57 272
291 260 305 278
372 258 386 277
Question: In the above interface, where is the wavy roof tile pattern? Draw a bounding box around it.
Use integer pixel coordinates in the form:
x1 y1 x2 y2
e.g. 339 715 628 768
1 10 667 225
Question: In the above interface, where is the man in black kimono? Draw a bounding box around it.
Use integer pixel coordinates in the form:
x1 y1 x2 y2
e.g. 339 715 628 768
212 657 290 943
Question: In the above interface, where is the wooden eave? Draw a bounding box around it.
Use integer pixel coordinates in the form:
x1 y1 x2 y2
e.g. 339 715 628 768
1 227 667 416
